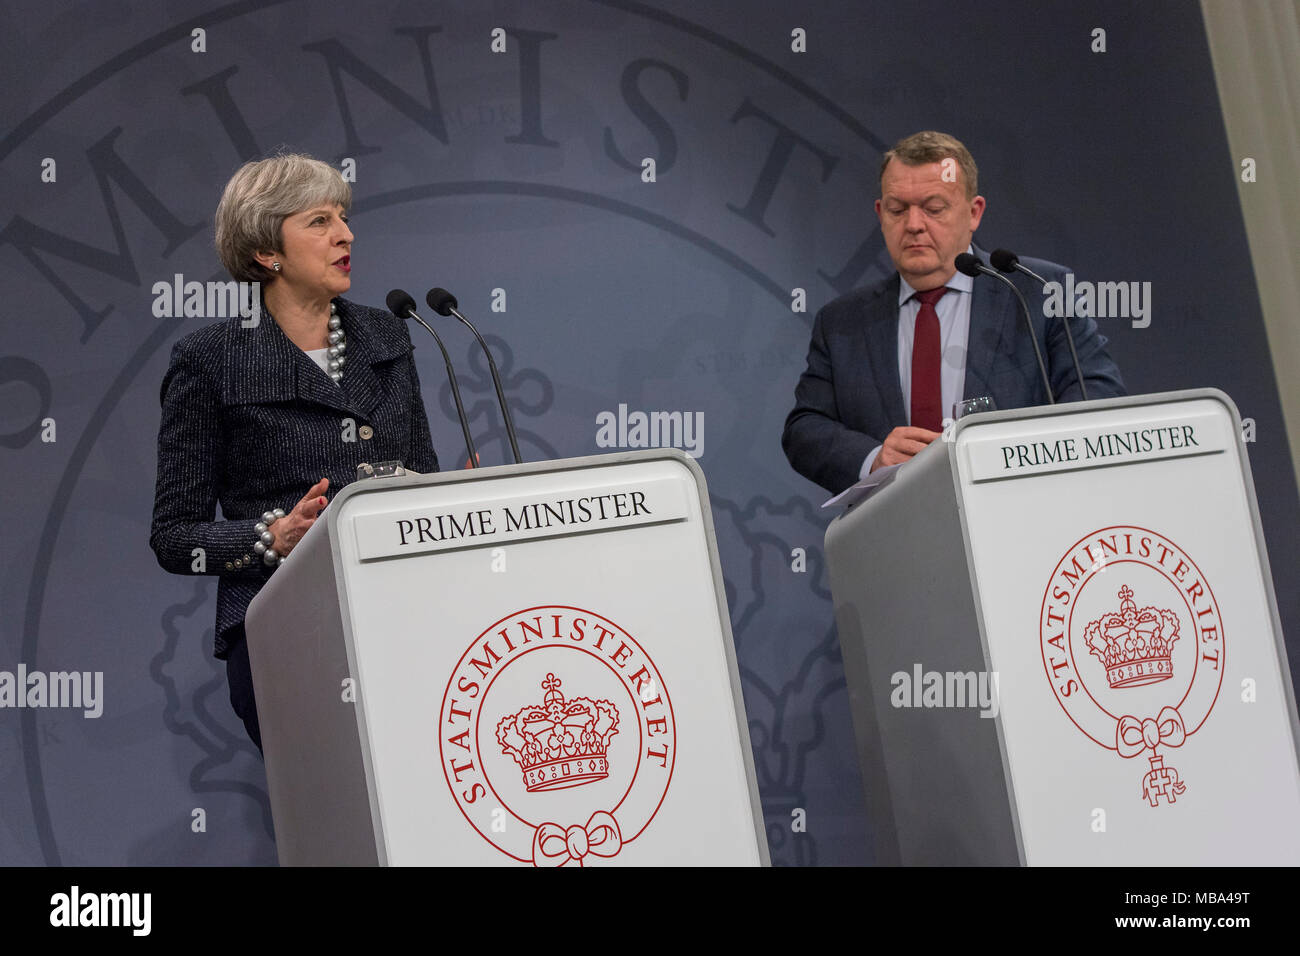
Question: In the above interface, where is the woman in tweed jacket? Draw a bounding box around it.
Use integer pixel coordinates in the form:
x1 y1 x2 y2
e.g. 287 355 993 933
150 154 439 752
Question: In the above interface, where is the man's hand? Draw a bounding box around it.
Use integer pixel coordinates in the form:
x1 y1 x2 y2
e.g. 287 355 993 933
269 478 330 556
871 426 941 471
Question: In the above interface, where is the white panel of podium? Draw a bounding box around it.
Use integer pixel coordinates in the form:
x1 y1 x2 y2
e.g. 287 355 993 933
246 450 767 866
826 389 1300 865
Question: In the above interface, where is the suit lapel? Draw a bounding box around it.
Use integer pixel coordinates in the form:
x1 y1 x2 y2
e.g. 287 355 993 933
295 340 355 417
222 308 304 407
963 244 1016 401
335 299 412 418
861 274 907 426
222 297 409 418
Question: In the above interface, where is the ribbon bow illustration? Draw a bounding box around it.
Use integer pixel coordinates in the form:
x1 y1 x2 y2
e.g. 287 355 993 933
1116 706 1186 757
531 811 623 867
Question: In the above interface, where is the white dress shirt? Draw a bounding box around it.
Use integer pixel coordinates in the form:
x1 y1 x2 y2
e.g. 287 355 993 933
305 347 331 375
860 248 975 478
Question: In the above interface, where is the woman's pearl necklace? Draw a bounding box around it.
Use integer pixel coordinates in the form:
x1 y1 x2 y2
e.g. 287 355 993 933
326 301 347 382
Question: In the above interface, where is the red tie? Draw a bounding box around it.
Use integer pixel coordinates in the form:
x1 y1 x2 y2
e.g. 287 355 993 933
910 286 948 432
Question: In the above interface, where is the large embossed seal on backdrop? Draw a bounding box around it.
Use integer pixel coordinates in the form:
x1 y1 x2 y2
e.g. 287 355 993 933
1039 526 1224 807
440 606 676 865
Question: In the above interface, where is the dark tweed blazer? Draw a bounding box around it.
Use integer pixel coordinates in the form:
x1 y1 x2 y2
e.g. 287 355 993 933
149 296 439 659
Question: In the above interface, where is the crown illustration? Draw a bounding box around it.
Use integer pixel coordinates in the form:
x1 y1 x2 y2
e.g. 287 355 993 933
496 674 620 792
1084 585 1181 688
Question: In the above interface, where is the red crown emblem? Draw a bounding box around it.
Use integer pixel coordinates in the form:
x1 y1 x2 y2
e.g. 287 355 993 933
1084 585 1181 688
496 673 620 792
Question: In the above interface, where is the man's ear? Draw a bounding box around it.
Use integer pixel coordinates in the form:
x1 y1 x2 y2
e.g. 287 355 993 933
968 195 986 232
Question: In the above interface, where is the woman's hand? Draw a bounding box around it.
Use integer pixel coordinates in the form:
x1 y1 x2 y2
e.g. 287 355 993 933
271 478 330 557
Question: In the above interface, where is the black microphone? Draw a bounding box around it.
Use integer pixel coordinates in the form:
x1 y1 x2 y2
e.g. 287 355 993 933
991 248 1087 401
954 252 1054 404
426 288 522 464
386 288 478 469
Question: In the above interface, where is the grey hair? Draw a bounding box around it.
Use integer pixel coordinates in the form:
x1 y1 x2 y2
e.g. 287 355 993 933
214 153 351 282
879 131 979 200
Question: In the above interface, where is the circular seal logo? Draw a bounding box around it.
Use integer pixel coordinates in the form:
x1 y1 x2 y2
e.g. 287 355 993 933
439 606 676 865
1039 526 1224 807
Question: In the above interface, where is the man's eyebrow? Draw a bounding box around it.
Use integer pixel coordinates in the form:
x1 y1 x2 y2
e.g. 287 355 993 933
884 194 950 205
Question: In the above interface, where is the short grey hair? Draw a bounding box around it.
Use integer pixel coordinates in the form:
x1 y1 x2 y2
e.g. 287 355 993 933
879 131 979 200
214 153 351 282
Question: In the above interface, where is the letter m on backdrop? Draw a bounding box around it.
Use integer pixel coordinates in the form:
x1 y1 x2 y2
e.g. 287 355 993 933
0 128 204 341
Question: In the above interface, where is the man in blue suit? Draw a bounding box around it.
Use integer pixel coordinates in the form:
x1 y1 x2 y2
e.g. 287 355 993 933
782 131 1125 494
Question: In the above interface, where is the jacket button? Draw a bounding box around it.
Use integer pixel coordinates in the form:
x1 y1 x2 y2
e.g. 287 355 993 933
359 425 374 440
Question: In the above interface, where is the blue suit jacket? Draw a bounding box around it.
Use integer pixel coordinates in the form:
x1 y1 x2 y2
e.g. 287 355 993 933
782 251 1126 493
149 297 440 659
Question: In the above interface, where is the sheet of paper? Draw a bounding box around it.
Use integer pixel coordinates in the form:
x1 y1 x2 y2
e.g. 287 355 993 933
820 462 902 510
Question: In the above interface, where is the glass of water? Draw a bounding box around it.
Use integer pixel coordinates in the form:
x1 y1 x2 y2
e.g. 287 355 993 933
953 396 997 420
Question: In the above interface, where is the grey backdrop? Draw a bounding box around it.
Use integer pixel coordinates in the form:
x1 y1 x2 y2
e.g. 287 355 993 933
1 0 1295 866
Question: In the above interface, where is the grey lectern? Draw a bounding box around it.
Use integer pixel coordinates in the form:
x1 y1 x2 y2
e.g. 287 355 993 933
245 450 767 866
826 389 1300 865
